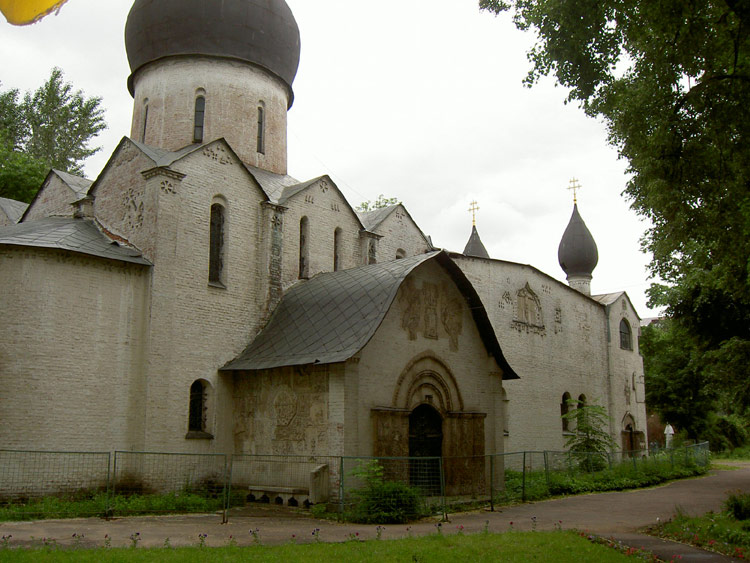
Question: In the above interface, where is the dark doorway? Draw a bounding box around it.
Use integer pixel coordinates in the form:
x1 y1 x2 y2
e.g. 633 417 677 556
408 404 443 495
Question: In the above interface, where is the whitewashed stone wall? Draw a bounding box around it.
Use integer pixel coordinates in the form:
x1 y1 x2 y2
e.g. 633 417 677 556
0 248 150 451
605 294 648 449
453 254 613 453
132 140 269 455
130 58 290 174
368 205 432 261
355 260 506 457
279 180 364 288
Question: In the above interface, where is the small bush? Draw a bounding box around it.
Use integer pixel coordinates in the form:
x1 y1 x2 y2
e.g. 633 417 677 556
725 492 750 521
347 460 426 524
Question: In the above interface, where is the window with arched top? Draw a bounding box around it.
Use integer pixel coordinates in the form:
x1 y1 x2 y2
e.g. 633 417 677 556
187 379 213 439
299 216 309 279
367 239 377 265
256 105 265 154
141 100 149 143
396 248 406 259
209 203 225 286
578 394 587 407
193 95 206 143
333 227 342 271
561 392 572 432
619 319 632 350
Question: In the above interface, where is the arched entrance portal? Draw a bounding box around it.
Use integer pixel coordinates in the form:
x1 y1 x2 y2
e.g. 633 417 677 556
408 404 443 494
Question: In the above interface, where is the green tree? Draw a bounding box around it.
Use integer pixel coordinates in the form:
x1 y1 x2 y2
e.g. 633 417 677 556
562 401 616 471
0 132 48 203
356 194 399 212
481 0 750 433
0 68 106 202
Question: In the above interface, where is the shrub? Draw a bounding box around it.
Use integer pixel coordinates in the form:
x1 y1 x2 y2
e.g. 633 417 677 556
347 460 425 524
725 492 750 521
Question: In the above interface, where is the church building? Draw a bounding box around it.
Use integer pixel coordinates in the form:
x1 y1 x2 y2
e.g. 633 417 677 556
0 0 647 496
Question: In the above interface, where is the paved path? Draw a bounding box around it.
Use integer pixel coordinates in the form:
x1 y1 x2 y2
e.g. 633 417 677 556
1 461 748 561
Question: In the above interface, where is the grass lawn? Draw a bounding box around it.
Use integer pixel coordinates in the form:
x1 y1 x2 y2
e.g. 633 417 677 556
0 531 641 562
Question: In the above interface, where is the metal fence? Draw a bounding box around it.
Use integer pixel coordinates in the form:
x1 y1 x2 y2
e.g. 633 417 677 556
0 442 710 522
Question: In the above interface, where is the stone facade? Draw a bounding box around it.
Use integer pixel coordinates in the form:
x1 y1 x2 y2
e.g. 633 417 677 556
0 0 647 481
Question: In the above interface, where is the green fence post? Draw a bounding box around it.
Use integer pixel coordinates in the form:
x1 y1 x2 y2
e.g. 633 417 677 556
339 457 345 521
544 451 550 491
632 450 638 472
522 451 527 502
111 451 118 518
439 456 448 522
489 455 495 512
223 454 231 524
105 451 112 519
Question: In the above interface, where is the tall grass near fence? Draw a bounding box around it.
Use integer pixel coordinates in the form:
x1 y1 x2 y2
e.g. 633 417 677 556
0 443 710 523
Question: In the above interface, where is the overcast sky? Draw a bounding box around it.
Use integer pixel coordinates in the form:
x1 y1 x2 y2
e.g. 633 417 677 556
2 0 661 317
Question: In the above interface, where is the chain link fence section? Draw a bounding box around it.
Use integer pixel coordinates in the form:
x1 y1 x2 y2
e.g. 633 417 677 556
229 454 340 508
111 451 228 520
0 450 111 519
340 456 446 523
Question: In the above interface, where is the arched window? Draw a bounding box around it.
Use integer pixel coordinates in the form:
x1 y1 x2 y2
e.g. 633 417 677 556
193 95 206 143
561 392 572 432
141 100 149 143
619 319 632 350
209 203 225 286
299 216 309 279
396 248 406 259
367 239 377 265
188 380 207 432
333 227 342 271
256 105 265 154
578 394 587 408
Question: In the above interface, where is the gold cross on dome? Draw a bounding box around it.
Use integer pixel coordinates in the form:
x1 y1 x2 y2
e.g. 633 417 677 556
468 200 479 226
568 178 582 204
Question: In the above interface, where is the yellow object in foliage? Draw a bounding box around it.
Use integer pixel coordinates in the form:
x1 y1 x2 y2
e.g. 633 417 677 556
0 0 69 25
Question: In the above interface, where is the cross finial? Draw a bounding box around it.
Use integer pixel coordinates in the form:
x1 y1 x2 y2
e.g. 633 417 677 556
568 178 582 204
468 201 479 226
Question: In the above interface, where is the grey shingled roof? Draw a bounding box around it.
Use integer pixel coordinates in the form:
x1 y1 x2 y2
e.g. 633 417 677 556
223 251 518 379
463 225 490 258
53 169 93 198
0 217 150 265
129 139 200 167
0 198 29 223
591 292 625 306
357 205 399 231
242 164 300 202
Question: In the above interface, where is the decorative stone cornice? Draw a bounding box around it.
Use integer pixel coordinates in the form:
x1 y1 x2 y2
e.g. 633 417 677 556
141 167 186 181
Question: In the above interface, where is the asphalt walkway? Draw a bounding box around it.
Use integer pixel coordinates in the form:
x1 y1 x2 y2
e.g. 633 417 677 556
1 461 748 561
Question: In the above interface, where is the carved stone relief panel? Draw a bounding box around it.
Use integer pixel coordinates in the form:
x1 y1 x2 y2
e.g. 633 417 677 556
512 282 545 336
122 187 144 231
399 278 421 340
554 306 563 334
499 291 513 311
440 288 463 352
423 283 439 339
202 145 234 165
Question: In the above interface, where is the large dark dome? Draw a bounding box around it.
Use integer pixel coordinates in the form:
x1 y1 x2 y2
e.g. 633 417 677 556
558 204 598 278
125 0 301 95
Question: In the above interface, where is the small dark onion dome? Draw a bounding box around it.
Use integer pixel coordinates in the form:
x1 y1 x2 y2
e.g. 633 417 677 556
463 225 490 259
558 204 598 277
125 0 301 97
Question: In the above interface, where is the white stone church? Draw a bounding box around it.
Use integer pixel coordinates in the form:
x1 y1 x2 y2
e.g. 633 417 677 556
0 0 646 490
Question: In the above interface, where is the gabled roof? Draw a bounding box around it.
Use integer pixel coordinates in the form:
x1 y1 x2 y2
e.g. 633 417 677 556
129 139 199 167
223 251 518 379
591 292 625 306
463 225 490 258
242 163 300 203
357 204 399 231
357 203 433 247
0 197 29 223
0 217 150 265
53 169 93 198
20 169 93 222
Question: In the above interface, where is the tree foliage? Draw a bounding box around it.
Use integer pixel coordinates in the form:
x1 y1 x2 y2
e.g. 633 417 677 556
562 401 616 471
481 0 750 439
0 68 106 203
355 194 399 212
